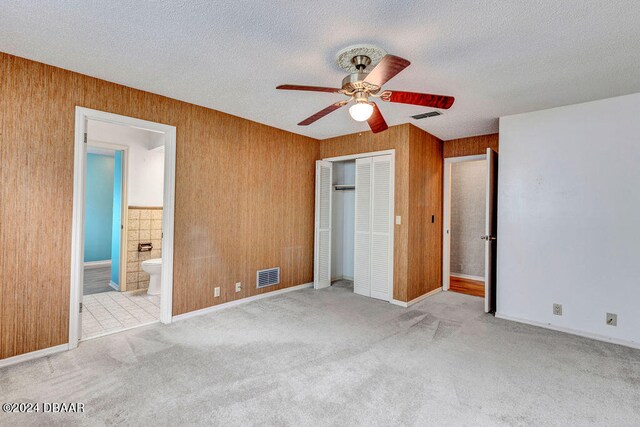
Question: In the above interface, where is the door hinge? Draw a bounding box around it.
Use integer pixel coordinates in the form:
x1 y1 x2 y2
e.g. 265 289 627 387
83 133 87 144
79 302 83 313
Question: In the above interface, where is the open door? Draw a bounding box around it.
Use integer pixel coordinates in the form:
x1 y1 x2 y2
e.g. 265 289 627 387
314 160 332 289
483 148 498 312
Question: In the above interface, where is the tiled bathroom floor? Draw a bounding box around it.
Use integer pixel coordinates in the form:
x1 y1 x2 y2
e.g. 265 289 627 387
81 290 160 340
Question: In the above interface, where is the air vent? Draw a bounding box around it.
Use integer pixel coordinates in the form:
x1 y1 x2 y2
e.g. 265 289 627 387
411 111 441 120
256 267 280 288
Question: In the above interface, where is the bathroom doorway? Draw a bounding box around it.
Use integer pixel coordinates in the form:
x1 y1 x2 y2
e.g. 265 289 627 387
70 108 176 347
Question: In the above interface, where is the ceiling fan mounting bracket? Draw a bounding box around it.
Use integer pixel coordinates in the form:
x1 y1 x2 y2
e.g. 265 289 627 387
336 44 387 73
351 55 371 71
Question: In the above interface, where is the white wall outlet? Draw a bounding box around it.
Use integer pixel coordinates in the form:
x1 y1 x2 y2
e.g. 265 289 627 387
235 282 242 293
606 313 617 326
395 216 401 225
214 287 220 297
553 303 562 316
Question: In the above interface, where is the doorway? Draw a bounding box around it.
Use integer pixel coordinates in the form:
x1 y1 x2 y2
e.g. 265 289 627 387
70 107 176 348
443 149 498 312
314 150 395 302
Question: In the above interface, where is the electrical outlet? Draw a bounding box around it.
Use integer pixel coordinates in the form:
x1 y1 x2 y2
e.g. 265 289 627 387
606 313 617 326
214 287 220 297
235 282 242 293
553 303 562 316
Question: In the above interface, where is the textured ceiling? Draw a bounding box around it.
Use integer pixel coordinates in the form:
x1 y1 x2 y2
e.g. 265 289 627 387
2 1 639 140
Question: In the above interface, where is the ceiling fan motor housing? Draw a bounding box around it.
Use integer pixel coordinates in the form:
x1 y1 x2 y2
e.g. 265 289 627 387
341 72 380 95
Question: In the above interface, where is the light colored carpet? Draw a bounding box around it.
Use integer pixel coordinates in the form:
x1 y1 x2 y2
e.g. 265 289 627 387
1 287 639 426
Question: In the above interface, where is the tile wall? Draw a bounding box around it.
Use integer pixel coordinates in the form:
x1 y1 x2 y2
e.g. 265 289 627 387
126 207 162 290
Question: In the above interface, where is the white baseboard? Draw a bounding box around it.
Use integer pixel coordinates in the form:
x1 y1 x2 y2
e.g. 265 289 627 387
495 313 640 350
0 343 69 369
173 282 313 322
84 260 111 269
390 287 442 308
450 273 484 281
109 281 119 291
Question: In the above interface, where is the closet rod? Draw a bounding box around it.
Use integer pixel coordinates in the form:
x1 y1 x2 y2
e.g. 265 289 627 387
334 185 355 191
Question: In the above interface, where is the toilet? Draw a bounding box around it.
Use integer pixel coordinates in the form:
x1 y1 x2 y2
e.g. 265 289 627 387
141 258 162 295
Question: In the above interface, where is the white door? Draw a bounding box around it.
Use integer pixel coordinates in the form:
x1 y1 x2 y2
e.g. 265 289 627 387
483 148 498 312
370 155 393 300
354 157 372 297
314 160 332 289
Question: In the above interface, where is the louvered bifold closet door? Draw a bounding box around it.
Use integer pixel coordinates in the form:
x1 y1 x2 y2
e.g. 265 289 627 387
314 160 333 289
369 155 393 300
354 157 372 297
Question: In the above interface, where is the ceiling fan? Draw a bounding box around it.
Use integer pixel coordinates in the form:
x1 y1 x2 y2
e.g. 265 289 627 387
276 45 455 133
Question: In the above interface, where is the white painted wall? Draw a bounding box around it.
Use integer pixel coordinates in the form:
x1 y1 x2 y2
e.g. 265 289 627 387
497 93 640 346
88 120 164 206
331 161 355 281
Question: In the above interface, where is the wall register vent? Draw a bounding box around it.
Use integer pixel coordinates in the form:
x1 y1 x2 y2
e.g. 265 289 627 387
256 267 280 288
411 111 441 120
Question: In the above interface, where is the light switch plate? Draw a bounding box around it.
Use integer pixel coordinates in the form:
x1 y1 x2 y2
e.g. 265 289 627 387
395 216 401 225
606 313 617 326
235 282 242 292
214 287 220 297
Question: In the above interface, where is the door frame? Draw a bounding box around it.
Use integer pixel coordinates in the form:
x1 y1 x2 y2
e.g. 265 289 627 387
69 107 177 348
442 154 487 291
86 140 129 292
320 149 395 302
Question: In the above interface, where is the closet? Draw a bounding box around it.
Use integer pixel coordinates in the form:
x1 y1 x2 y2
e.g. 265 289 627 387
314 153 394 302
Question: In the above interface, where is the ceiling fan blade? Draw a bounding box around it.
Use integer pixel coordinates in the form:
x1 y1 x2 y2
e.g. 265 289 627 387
367 103 388 134
363 55 411 87
298 101 348 126
380 90 455 109
277 84 342 93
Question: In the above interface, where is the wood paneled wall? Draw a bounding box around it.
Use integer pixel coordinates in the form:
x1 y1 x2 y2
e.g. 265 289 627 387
407 126 443 301
318 124 443 302
444 133 499 158
0 52 318 359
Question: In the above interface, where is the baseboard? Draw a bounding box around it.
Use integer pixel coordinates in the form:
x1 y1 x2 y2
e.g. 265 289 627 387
0 343 69 369
390 287 442 308
109 281 119 291
173 282 313 322
450 273 484 281
84 260 111 269
495 313 640 350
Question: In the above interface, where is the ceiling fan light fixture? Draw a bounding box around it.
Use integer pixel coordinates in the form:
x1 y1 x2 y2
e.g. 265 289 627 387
349 102 374 122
